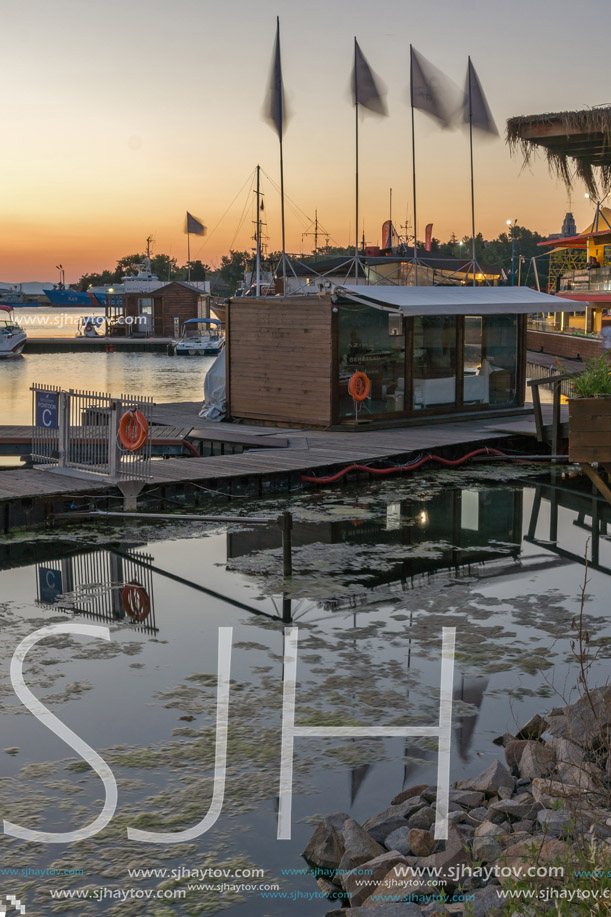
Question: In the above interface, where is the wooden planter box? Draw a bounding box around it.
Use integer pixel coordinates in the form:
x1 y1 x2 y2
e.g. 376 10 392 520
569 397 611 462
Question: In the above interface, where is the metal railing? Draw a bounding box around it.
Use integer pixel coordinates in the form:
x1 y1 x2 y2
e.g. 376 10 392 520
31 385 153 481
526 362 575 399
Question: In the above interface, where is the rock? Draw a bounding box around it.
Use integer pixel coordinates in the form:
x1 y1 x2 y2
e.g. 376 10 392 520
391 784 428 806
488 793 541 821
302 812 349 870
316 876 340 898
472 835 502 863
338 817 385 873
422 903 450 916
547 687 611 746
504 739 529 769
343 851 410 907
536 809 572 838
364 799 426 843
498 785 513 800
516 713 548 740
3 747 19 756
493 732 516 747
456 759 515 797
531 777 586 808
518 742 555 780
447 808 466 823
474 819 504 838
326 905 423 917
406 805 436 831
466 806 488 825
383 826 411 855
434 822 472 886
449 789 485 808
511 819 534 834
469 884 505 916
407 828 436 857
363 864 438 907
499 837 570 883
421 786 438 803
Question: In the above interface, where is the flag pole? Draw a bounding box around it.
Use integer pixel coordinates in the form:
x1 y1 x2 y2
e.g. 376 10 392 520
410 45 418 286
354 37 359 283
468 57 476 287
276 17 287 297
187 214 191 282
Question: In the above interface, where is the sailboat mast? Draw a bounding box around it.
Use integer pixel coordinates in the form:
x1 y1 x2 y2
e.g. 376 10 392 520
410 46 419 286
354 37 359 283
468 58 476 287
255 164 262 297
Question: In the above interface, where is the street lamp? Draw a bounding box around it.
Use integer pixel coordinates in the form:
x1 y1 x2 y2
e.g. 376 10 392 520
506 220 517 286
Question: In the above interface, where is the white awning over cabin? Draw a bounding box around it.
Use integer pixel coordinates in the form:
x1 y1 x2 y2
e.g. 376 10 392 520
334 285 586 315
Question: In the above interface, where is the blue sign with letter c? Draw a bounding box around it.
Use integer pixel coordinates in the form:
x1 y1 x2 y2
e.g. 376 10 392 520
35 391 59 429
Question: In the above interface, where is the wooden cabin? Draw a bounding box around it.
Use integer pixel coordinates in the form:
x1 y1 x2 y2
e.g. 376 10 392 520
225 286 583 428
106 281 210 338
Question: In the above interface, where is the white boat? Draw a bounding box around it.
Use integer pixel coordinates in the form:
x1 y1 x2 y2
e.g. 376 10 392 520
76 315 106 338
0 305 26 357
173 318 225 356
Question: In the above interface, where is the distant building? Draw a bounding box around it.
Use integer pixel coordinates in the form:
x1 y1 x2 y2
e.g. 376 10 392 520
106 281 211 338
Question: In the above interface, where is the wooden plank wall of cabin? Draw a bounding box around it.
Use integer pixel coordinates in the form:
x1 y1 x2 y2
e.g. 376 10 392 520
228 297 333 426
155 287 201 336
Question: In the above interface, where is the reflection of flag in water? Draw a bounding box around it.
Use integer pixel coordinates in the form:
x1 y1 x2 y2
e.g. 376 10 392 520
352 39 388 115
184 212 206 235
264 16 288 139
410 45 456 128
463 57 498 136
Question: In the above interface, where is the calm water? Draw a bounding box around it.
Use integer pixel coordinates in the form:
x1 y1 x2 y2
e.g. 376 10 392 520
1 351 214 426
0 472 608 915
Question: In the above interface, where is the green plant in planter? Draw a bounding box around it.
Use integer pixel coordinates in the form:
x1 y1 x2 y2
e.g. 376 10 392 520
571 354 611 398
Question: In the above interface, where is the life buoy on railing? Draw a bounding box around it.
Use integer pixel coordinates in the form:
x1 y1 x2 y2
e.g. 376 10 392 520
121 581 151 622
348 371 370 402
118 409 149 452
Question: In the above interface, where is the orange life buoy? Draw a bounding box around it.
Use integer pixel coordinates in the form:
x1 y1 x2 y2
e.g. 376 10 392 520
348 371 370 402
118 409 149 452
121 581 151 622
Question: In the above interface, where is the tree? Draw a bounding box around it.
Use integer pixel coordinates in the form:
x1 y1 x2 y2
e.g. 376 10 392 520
76 270 115 292
218 250 249 290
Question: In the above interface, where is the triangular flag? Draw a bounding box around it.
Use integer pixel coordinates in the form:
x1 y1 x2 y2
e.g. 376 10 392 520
263 17 288 139
410 45 456 129
352 38 388 116
185 212 206 235
464 57 498 136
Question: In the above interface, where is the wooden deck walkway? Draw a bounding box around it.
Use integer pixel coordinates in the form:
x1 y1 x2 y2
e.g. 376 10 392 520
0 402 554 515
0 424 193 456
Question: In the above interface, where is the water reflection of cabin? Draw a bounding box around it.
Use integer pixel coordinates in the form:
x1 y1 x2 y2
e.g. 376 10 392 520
225 286 582 427
227 488 523 595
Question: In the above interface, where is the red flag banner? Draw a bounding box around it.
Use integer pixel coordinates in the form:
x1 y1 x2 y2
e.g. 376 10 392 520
382 220 392 249
425 223 433 251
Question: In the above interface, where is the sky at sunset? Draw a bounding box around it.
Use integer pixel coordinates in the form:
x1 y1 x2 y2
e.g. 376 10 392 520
1 0 608 283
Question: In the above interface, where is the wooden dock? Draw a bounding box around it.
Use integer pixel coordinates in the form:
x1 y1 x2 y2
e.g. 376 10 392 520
0 401 563 533
0 424 194 457
24 337 174 353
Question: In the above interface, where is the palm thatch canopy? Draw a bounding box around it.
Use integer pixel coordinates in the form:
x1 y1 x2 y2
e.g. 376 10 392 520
506 107 611 196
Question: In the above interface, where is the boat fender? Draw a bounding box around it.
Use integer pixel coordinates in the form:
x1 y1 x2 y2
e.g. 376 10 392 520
118 409 149 452
348 371 370 402
121 581 151 622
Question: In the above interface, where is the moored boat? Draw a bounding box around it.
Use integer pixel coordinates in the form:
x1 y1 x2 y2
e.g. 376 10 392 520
0 305 26 357
173 318 224 356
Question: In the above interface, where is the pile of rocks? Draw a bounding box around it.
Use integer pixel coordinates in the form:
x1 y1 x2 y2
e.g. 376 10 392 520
302 688 611 916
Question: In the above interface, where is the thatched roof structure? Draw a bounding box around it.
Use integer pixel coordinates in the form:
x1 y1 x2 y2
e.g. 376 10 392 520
506 107 611 196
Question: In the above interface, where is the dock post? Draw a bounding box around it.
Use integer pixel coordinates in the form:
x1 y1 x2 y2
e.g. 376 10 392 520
279 511 293 577
109 398 122 480
58 391 71 467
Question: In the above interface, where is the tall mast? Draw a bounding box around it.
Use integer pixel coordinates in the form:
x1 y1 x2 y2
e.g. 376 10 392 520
354 37 359 282
468 58 476 287
255 165 262 297
410 45 419 286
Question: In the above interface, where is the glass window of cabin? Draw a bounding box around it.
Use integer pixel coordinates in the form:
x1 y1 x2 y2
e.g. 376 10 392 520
338 305 405 417
463 316 489 406
138 297 153 315
412 316 457 410
484 315 518 405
